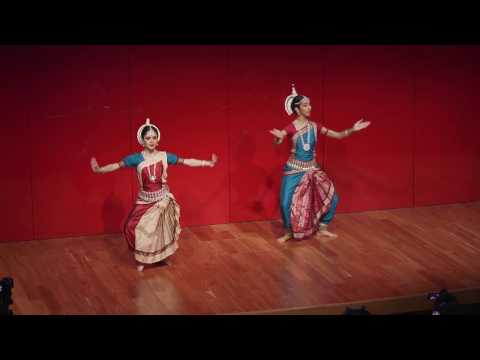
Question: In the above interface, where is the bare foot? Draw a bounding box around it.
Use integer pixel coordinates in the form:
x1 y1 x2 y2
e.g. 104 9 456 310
137 265 144 272
277 232 293 243
316 229 338 238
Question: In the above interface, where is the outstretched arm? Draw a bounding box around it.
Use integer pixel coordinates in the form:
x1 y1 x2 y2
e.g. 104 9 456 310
91 157 124 174
179 153 218 167
324 118 371 139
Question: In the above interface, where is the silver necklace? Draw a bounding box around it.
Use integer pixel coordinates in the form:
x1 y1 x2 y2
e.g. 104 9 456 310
300 121 311 151
144 151 157 182
146 163 156 182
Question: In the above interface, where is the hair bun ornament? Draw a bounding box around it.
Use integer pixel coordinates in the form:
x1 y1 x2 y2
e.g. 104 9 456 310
137 117 161 146
284 83 298 115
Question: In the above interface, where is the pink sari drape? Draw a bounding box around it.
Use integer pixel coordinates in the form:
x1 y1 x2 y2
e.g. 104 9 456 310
290 169 335 239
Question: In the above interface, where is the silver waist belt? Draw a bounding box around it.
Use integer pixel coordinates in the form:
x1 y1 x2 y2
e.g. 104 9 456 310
138 186 170 202
286 157 319 172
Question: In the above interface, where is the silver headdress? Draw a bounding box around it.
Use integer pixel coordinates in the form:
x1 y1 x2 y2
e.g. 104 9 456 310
284 83 299 115
136 118 161 146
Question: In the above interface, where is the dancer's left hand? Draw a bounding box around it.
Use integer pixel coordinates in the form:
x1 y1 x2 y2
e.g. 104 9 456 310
353 118 371 132
210 153 218 167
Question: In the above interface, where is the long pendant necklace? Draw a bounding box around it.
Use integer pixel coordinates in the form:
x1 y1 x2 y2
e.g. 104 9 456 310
144 151 157 182
300 121 311 151
146 163 156 182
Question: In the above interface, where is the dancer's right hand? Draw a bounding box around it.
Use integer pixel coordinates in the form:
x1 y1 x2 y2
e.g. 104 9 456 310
269 128 284 139
90 157 100 173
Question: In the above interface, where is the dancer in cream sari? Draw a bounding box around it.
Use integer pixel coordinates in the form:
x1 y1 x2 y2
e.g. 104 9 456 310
91 118 218 271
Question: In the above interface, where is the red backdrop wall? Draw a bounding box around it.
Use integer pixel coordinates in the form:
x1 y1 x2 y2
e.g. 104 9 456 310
323 46 415 212
0 46 35 242
1 45 479 242
414 46 480 205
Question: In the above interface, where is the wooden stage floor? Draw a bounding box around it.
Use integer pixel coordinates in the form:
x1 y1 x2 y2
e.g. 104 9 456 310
1 202 480 314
